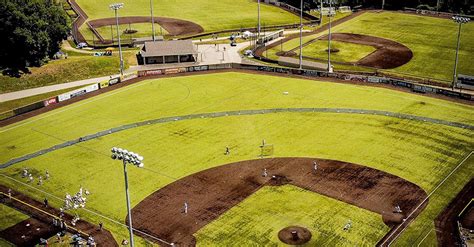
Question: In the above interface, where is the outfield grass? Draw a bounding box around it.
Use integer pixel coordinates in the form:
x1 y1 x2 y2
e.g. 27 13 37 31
0 204 29 231
0 72 472 245
76 0 301 32
301 40 376 63
0 238 14 247
0 47 136 93
269 12 474 84
196 185 390 246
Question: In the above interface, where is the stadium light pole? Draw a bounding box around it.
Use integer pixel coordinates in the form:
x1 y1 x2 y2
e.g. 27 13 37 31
451 16 470 89
299 0 303 69
327 0 333 73
110 3 124 76
257 0 261 38
320 0 323 26
150 0 156 42
111 147 144 247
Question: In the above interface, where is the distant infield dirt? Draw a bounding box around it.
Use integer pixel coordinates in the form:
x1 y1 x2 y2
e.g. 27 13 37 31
88 16 204 37
286 33 413 69
131 157 427 246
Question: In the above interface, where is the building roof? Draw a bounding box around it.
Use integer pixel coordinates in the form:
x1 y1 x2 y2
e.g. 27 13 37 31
140 40 196 57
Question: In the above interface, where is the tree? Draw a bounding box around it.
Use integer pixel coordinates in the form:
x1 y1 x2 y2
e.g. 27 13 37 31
0 0 70 74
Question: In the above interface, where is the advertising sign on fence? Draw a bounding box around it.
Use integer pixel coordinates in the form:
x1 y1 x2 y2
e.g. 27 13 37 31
43 97 57 106
348 75 367 82
368 76 383 83
58 84 99 102
187 65 209 72
108 77 121 85
303 70 319 77
164 68 180 74
122 72 137 81
145 69 163 76
99 80 109 89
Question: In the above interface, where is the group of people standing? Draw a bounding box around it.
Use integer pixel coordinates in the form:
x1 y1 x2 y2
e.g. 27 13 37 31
22 167 50 186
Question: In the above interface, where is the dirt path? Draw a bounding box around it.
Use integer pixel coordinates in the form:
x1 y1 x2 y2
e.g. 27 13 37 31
0 185 118 246
89 16 204 37
131 158 427 246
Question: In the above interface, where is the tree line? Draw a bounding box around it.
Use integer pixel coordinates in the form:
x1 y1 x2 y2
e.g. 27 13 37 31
0 0 70 75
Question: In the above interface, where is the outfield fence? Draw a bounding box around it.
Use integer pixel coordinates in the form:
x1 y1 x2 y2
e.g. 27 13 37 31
1 62 473 123
2 108 473 169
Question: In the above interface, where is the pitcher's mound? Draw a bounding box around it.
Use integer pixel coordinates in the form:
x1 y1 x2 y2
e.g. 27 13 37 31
278 226 312 245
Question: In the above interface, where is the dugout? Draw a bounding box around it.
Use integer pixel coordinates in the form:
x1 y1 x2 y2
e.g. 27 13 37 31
137 40 197 65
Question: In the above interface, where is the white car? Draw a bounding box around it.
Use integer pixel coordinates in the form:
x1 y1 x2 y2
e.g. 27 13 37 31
76 42 88 49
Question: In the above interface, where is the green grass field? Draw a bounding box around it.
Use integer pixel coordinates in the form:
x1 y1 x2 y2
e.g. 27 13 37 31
0 44 136 93
76 0 300 32
270 11 474 84
0 72 473 245
0 204 29 231
196 185 390 246
329 11 474 82
301 40 376 63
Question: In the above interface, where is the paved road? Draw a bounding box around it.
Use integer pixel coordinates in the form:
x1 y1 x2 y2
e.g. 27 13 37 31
2 107 472 168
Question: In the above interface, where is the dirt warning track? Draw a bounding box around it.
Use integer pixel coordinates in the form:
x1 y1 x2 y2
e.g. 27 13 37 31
131 158 427 246
88 16 204 37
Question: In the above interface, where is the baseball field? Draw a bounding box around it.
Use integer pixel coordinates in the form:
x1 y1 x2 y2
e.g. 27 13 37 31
75 0 301 39
0 72 473 245
267 11 474 84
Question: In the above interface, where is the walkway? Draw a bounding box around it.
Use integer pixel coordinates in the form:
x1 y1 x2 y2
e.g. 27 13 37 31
1 107 472 168
0 75 114 103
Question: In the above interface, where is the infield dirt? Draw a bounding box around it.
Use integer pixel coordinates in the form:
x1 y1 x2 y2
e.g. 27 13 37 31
286 33 413 69
88 16 204 37
131 157 427 245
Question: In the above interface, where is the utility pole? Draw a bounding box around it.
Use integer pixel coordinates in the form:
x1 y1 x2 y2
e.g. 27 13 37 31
320 0 323 26
327 0 332 73
299 0 303 69
150 0 155 41
451 16 470 89
110 3 124 76
111 147 144 247
258 0 261 39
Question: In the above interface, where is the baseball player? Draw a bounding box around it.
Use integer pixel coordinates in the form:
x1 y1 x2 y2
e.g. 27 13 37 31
183 202 188 214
